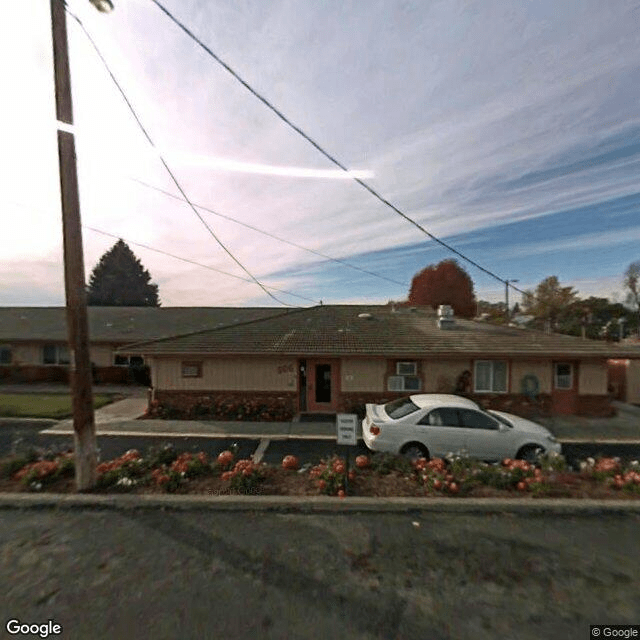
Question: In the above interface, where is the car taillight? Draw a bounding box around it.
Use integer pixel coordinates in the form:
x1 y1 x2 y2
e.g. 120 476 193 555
369 424 381 436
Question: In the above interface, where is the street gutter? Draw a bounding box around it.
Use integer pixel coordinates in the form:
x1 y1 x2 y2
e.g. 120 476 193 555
0 493 639 514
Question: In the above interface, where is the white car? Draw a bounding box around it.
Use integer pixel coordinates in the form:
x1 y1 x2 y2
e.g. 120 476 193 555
362 394 561 462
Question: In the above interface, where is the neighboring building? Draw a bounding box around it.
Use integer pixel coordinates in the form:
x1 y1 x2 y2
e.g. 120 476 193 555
608 338 640 405
120 304 640 420
0 307 284 384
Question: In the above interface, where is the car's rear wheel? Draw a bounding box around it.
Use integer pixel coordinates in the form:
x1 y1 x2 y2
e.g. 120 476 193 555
400 442 429 461
516 445 544 464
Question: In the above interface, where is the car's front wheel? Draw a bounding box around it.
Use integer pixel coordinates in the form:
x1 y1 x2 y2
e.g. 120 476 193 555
400 442 429 461
516 444 544 464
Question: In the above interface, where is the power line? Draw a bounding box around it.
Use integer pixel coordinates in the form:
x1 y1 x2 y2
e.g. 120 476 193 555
128 176 409 288
148 0 515 289
64 5 292 307
84 226 319 304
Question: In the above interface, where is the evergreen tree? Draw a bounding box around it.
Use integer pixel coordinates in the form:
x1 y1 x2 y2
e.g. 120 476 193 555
87 240 160 306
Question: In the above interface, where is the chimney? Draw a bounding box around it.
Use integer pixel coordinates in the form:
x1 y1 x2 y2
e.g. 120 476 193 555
437 305 455 329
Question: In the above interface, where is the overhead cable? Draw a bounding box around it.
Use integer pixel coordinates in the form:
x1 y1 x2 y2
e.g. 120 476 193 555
129 177 409 288
84 226 318 304
64 4 294 307
148 0 516 290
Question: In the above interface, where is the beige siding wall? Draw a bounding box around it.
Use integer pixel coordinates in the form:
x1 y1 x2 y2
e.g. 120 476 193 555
422 360 472 392
341 358 386 392
578 361 608 395
11 344 42 365
628 360 640 404
6 343 116 367
90 345 114 367
511 361 552 394
155 357 297 391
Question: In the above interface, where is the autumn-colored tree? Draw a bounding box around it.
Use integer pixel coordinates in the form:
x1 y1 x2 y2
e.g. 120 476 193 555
522 276 578 328
87 240 160 306
408 259 476 318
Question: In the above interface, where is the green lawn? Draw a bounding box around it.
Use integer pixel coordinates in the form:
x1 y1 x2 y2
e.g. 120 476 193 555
0 394 116 419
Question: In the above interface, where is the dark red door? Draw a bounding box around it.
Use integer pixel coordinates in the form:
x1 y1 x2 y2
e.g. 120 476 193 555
306 359 340 412
551 362 578 414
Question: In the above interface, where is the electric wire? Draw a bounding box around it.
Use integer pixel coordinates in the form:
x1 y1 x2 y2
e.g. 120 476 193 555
128 176 409 288
83 226 318 304
148 0 528 301
64 5 296 307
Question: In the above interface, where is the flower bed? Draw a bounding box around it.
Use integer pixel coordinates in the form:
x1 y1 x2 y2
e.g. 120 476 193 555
1 449 639 498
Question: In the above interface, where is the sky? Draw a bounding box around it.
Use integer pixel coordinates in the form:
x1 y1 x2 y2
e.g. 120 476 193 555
2 0 640 309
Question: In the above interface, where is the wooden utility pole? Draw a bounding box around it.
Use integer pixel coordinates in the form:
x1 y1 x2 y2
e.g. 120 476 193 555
50 0 97 490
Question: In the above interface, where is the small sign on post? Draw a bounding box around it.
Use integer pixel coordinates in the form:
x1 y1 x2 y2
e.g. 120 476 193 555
336 413 358 445
336 413 358 496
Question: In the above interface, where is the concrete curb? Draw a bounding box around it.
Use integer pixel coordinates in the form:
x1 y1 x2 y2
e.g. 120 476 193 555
0 493 639 514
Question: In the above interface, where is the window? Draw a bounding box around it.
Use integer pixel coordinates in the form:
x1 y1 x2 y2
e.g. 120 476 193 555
388 361 421 391
554 363 573 390
0 346 11 365
396 361 417 376
474 360 507 393
42 344 70 365
458 409 499 430
181 361 202 378
420 408 460 426
384 397 419 419
114 355 145 367
388 375 421 391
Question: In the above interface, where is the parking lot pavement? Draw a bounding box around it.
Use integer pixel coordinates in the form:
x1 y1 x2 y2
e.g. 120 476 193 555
539 403 640 442
2 504 639 639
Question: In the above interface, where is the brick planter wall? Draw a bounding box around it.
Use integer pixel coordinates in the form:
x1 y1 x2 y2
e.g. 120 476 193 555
576 395 616 418
0 365 69 384
470 394 553 419
153 390 297 421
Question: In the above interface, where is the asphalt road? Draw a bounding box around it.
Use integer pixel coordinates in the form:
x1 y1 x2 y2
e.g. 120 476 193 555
2 425 640 467
2 505 639 639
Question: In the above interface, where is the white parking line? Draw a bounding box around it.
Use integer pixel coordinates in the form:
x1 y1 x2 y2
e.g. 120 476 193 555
252 438 270 463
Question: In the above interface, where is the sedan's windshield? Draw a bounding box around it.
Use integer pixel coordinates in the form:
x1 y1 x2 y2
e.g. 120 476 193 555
384 397 419 420
488 410 513 428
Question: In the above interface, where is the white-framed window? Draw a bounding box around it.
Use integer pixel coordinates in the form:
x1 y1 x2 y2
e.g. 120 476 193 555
387 375 421 392
474 360 508 393
396 361 417 376
42 344 70 365
0 346 11 365
181 361 202 378
554 363 573 390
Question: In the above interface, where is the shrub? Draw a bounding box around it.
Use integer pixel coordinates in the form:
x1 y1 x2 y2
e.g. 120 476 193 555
13 452 75 490
220 458 266 494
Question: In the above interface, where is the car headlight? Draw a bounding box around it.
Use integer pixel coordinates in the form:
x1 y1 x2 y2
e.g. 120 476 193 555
547 434 558 443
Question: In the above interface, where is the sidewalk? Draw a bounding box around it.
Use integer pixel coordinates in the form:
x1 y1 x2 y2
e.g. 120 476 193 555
32 396 640 444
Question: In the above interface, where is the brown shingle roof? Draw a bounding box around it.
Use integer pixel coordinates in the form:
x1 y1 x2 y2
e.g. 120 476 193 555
120 305 640 358
0 307 286 343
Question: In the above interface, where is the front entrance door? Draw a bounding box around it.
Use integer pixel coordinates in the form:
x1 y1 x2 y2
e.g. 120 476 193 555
551 362 578 414
306 359 340 412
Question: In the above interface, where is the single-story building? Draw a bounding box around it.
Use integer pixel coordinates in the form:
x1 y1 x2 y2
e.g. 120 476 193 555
608 338 640 404
120 304 640 420
0 306 284 384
